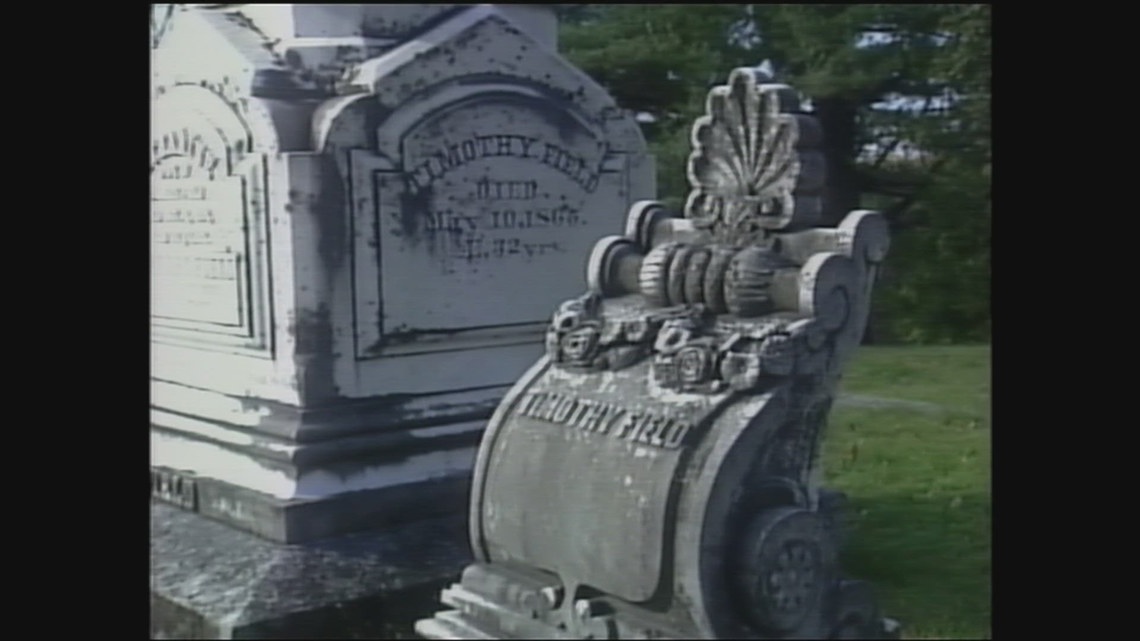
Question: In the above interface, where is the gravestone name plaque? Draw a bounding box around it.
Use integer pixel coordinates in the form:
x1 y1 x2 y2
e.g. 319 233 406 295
379 97 623 334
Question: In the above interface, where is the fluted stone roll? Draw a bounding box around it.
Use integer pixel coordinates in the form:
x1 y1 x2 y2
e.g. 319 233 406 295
702 247 736 314
684 247 713 306
667 245 699 307
639 242 682 307
725 246 782 318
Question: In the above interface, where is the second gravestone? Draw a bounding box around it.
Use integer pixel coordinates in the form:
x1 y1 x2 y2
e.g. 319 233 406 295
416 68 900 639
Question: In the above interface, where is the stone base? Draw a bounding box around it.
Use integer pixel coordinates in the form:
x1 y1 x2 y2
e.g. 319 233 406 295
151 502 472 639
414 562 901 640
414 490 898 640
152 466 472 543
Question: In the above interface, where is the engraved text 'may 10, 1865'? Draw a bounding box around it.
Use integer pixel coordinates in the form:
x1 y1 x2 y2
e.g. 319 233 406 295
151 125 249 329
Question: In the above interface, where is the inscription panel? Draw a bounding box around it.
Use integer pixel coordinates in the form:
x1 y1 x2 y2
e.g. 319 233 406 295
377 97 626 337
480 363 723 603
150 85 268 350
151 171 247 327
515 390 694 451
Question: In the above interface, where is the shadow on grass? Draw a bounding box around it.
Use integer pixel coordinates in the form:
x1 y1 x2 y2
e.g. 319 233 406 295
838 490 991 640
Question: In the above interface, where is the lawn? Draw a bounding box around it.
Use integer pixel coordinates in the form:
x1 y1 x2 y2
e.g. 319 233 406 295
824 345 992 640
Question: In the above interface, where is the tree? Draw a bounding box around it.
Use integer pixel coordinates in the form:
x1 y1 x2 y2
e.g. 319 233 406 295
559 5 749 209
557 4 991 343
868 5 991 343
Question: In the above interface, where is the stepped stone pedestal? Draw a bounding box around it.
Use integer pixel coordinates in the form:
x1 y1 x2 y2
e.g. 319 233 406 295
150 4 653 637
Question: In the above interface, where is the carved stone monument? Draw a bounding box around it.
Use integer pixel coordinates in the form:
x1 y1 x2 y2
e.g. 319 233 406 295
415 68 899 639
151 4 653 637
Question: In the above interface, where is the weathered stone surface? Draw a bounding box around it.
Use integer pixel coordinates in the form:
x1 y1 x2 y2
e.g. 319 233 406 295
322 4 653 357
150 3 654 542
416 67 898 639
152 5 658 639
151 502 470 639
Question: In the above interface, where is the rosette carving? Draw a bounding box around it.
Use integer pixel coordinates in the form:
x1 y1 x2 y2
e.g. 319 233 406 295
650 317 801 394
547 295 710 373
653 323 721 393
546 293 607 368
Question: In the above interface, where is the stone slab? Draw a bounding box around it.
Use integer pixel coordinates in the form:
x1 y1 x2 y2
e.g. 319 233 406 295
152 466 472 544
150 502 472 638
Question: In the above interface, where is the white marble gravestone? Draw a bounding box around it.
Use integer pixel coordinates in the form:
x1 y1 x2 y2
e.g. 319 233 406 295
150 3 654 546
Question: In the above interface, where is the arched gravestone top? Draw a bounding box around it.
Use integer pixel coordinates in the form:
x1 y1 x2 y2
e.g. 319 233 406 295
416 67 898 640
313 5 653 357
340 5 645 151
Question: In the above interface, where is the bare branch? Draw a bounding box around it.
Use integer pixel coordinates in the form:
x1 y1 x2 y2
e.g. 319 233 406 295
870 138 903 169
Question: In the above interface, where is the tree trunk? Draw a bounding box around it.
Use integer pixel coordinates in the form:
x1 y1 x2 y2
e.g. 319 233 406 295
813 97 860 227
813 97 880 344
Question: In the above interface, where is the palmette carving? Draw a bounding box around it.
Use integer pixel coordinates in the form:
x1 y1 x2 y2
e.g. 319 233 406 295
684 68 825 243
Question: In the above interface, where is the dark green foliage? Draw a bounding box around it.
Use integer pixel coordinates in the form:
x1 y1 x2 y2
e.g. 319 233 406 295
871 158 990 344
559 5 991 344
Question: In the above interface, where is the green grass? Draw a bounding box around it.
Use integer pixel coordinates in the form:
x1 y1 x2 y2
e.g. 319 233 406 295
824 345 991 639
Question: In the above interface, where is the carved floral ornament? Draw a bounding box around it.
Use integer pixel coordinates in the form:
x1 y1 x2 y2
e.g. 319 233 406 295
545 292 802 394
546 66 886 396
